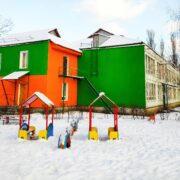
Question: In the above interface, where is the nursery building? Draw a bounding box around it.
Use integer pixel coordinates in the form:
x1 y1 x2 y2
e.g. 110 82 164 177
0 28 179 112
0 28 81 107
77 29 180 111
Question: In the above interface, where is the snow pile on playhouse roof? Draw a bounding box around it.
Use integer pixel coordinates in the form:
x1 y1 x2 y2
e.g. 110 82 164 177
22 91 54 107
0 28 80 53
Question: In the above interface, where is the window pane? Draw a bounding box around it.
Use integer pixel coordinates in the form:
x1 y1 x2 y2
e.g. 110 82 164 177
63 56 68 75
62 83 68 101
20 51 28 69
0 54 1 70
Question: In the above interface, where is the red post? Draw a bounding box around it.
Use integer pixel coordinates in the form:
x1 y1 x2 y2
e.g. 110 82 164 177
19 106 23 129
114 106 118 131
52 106 54 125
28 106 31 126
46 106 49 130
89 106 93 131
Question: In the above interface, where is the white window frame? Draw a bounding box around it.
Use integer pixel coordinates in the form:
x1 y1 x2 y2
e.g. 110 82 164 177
146 82 156 101
19 51 28 69
62 82 68 101
0 53 2 71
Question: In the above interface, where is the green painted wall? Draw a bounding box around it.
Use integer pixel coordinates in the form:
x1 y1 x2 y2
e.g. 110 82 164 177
78 45 146 108
0 41 48 76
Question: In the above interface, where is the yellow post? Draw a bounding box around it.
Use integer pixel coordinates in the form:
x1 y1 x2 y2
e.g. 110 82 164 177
18 130 28 140
38 130 47 140
89 127 98 140
108 127 119 140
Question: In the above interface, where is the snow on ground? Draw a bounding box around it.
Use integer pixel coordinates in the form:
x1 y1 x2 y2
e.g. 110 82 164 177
0 110 180 180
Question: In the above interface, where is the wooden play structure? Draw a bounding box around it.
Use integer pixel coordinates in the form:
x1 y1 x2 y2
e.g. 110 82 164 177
18 92 55 140
88 92 119 140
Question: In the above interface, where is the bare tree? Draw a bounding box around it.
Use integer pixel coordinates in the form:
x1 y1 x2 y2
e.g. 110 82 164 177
146 29 156 50
168 8 180 65
160 38 165 57
0 15 13 37
170 33 178 66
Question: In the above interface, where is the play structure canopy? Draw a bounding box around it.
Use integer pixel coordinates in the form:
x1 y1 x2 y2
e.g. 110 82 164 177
19 92 55 130
88 92 119 140
22 92 54 107
89 92 118 107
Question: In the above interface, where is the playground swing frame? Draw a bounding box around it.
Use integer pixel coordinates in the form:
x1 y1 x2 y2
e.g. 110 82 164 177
18 92 55 140
88 93 119 140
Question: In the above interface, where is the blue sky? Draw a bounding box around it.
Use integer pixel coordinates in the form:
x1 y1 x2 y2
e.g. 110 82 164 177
0 0 179 54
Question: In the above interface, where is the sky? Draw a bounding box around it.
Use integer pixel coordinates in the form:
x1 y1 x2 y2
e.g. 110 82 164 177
0 0 179 56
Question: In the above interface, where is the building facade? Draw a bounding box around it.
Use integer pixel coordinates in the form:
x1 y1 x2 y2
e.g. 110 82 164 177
0 28 179 111
145 46 180 108
77 29 180 110
0 29 81 107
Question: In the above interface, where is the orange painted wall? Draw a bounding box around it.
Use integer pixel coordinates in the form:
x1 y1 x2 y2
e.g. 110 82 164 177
0 42 81 107
0 77 16 106
47 42 81 107
0 75 47 106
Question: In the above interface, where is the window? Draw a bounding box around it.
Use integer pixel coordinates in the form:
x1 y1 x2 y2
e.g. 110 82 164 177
146 55 155 76
158 84 163 101
146 82 156 100
0 53 2 71
20 51 28 69
168 87 176 99
62 83 68 101
63 56 69 76
157 63 165 80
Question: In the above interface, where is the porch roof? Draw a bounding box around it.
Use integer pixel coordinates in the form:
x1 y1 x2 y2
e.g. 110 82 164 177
1 71 29 80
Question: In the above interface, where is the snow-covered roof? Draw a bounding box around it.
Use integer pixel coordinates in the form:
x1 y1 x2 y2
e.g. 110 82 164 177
100 35 142 47
22 91 54 107
72 38 92 49
1 71 29 80
74 35 143 50
0 28 81 53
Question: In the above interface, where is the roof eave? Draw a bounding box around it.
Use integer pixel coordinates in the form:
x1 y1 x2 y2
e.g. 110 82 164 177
80 42 144 50
0 39 49 48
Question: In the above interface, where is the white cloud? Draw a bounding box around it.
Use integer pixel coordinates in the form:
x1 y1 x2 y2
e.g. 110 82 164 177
101 22 126 34
80 0 151 21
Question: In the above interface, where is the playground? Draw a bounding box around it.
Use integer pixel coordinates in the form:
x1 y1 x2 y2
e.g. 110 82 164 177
0 110 180 180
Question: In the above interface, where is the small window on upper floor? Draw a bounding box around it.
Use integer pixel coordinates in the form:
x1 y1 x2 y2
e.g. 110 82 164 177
63 56 69 76
20 51 28 69
0 53 2 71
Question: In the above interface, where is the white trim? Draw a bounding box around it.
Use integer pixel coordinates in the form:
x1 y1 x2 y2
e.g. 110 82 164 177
0 53 2 71
19 50 28 69
62 82 68 101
